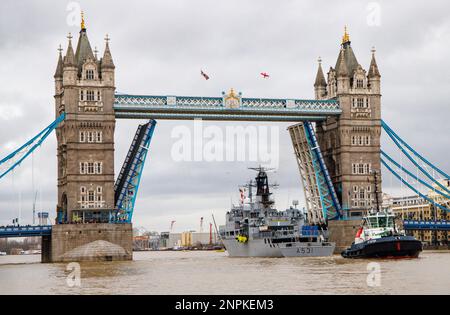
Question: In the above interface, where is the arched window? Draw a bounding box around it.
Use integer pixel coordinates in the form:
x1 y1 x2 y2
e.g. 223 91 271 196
86 69 94 80
356 79 364 88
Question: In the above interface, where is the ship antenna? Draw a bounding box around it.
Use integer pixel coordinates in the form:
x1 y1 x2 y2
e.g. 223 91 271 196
248 179 253 204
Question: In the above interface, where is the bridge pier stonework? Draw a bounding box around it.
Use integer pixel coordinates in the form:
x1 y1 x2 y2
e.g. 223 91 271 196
48 19 132 262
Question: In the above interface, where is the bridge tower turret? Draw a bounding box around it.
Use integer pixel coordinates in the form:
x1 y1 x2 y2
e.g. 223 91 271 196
316 27 382 218
314 57 327 100
54 14 116 223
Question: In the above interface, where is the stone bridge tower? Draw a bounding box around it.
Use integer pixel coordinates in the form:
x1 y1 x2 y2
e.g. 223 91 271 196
315 28 382 218
54 15 116 223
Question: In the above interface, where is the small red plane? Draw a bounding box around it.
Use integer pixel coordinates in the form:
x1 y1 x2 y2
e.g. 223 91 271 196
260 72 270 78
201 70 210 80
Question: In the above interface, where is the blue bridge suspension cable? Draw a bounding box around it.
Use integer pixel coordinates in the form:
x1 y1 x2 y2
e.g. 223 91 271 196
381 150 450 200
381 157 449 213
381 120 450 195
0 113 65 180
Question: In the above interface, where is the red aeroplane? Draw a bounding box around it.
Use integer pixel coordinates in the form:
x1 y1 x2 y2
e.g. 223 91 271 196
260 72 270 78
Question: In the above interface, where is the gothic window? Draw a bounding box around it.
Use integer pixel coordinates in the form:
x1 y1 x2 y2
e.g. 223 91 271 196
96 131 102 142
87 162 94 174
87 90 95 101
357 98 364 108
356 79 363 88
350 134 372 147
94 162 102 174
87 131 94 143
352 163 371 175
80 90 84 101
80 131 85 142
97 91 101 101
358 164 365 174
79 186 104 209
81 131 103 143
80 163 86 174
79 162 102 175
86 69 94 80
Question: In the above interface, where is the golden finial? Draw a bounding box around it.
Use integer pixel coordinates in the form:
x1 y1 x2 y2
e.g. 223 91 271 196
81 11 85 29
229 88 235 96
342 26 350 44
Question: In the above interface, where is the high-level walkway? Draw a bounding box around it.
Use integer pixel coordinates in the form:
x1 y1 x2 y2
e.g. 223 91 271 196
113 92 341 121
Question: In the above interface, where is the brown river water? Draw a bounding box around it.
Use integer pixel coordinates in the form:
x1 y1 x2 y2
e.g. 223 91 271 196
0 251 449 295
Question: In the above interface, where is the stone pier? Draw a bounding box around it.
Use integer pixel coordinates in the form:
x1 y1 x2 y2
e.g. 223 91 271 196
328 220 361 254
42 223 132 263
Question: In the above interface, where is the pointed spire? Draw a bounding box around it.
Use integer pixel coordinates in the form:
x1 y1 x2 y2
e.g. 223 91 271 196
368 47 381 78
74 24 95 72
314 57 327 87
54 45 64 78
336 48 349 77
101 34 115 69
63 33 76 66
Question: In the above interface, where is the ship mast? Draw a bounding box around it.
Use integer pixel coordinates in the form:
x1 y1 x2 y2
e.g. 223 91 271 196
249 166 277 208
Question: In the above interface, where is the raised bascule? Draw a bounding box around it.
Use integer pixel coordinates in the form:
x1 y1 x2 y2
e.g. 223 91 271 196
0 19 448 261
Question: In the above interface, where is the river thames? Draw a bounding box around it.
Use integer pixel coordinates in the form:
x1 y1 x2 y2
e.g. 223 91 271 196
0 251 449 294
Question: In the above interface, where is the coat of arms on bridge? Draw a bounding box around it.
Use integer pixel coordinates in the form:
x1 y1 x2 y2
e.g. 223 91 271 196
222 88 242 109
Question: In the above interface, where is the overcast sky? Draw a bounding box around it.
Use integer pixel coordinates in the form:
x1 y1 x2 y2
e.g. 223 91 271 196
0 0 449 231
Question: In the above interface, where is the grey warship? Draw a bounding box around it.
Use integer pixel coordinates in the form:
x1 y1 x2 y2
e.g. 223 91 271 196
219 167 335 257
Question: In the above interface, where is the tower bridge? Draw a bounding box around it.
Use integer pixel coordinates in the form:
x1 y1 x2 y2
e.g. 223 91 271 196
1 18 448 261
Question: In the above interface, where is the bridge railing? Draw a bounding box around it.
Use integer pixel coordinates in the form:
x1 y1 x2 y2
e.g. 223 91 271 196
403 220 450 231
0 225 52 238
